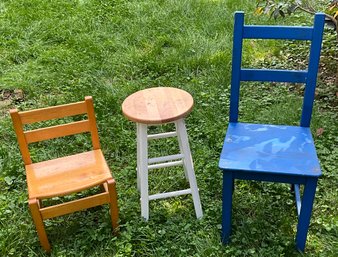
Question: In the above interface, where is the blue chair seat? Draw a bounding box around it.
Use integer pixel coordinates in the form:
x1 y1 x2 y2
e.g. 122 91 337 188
219 122 321 177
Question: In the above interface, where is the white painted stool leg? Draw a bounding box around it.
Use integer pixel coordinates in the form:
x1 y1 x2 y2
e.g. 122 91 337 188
137 123 149 220
136 124 141 192
175 119 203 219
175 122 189 181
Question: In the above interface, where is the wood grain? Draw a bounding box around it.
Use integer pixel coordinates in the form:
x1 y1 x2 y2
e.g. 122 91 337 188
24 120 90 143
20 101 87 124
10 96 119 251
122 87 194 124
26 150 112 199
9 109 32 164
40 192 110 219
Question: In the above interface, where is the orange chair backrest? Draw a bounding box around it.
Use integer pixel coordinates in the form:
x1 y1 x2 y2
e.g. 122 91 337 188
10 96 100 165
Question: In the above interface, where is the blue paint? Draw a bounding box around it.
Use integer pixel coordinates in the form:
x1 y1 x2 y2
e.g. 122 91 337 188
229 11 244 123
295 178 318 251
219 12 325 252
241 69 307 83
219 123 321 176
301 14 325 127
243 25 313 40
221 172 233 244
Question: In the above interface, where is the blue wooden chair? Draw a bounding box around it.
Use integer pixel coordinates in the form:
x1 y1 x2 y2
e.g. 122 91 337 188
219 12 325 252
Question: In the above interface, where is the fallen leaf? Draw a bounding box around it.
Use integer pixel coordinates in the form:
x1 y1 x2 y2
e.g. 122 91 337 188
316 128 324 137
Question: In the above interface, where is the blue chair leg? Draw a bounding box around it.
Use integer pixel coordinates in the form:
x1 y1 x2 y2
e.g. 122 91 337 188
221 171 234 243
295 178 318 252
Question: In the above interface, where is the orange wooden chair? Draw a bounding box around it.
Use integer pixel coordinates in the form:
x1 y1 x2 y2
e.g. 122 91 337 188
10 96 119 252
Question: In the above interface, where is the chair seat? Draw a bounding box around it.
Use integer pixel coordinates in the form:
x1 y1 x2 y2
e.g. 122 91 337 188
26 150 113 199
219 122 321 177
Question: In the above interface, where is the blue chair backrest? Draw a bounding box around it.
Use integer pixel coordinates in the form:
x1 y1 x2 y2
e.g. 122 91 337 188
229 12 325 127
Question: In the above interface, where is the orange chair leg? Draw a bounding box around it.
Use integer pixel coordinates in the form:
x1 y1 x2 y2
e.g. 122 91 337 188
107 179 119 233
28 199 51 252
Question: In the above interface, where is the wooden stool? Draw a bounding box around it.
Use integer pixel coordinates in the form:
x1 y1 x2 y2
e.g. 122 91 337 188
122 87 203 220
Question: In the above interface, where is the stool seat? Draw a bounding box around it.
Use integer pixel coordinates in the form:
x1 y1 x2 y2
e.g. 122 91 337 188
122 87 194 124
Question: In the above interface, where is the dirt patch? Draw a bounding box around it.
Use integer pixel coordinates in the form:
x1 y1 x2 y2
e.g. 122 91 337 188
0 89 25 118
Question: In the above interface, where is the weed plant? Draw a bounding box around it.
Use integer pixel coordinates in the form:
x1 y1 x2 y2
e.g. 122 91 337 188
0 0 337 256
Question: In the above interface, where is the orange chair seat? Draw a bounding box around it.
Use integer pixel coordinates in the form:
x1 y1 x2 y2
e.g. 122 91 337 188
26 149 112 199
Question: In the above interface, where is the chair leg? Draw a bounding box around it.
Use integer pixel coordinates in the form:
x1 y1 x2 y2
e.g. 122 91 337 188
222 171 234 244
137 123 149 220
175 119 203 219
28 198 51 252
107 179 119 233
295 178 318 252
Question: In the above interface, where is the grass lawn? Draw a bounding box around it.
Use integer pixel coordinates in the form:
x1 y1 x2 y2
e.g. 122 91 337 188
0 0 337 256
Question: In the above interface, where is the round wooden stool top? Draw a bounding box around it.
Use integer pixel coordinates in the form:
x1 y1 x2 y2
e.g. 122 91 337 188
122 87 194 124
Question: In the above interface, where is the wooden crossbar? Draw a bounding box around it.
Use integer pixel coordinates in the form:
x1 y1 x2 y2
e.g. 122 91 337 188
24 120 90 143
148 189 192 201
20 101 87 124
147 131 177 140
148 160 183 170
243 25 313 40
240 69 307 83
40 192 110 219
148 154 184 164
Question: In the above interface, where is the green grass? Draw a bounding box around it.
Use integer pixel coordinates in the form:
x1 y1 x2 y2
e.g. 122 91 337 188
0 0 337 256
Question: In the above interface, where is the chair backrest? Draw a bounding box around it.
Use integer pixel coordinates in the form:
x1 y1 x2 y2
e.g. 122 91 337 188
10 96 101 165
229 12 325 127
